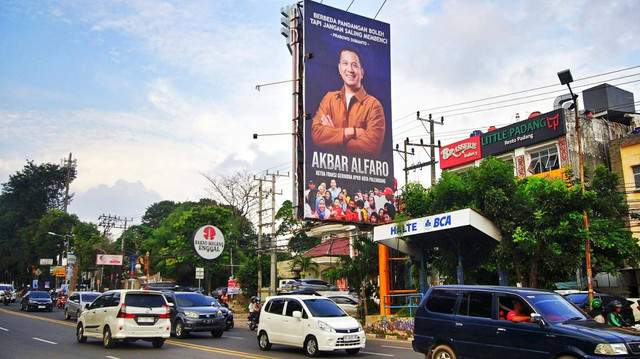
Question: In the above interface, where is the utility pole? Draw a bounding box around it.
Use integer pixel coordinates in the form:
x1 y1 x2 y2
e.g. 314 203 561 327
250 178 265 296
403 113 444 186
97 214 132 289
393 139 415 185
267 172 287 296
61 153 77 212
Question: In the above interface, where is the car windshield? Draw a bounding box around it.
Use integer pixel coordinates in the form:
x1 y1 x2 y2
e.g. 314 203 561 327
528 293 588 322
303 298 347 317
82 293 100 302
176 293 212 307
564 293 588 305
30 291 49 298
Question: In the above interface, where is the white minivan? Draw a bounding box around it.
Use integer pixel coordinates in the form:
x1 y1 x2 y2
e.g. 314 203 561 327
257 294 365 356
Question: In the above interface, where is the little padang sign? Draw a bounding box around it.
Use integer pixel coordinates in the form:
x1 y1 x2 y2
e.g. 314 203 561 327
192 225 225 260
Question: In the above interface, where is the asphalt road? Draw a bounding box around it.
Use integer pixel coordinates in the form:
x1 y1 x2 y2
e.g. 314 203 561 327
0 302 420 359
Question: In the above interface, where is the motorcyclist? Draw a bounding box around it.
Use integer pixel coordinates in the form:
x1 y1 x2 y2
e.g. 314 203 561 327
588 298 605 323
605 300 632 329
248 296 261 324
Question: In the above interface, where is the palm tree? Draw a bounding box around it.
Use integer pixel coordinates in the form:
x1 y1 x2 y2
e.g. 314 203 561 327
290 255 319 278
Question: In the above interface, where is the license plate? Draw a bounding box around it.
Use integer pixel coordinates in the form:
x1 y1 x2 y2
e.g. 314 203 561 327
137 316 154 323
38 305 45 309
344 334 357 341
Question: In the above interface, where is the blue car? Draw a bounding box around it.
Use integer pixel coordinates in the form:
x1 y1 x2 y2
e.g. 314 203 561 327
413 285 640 358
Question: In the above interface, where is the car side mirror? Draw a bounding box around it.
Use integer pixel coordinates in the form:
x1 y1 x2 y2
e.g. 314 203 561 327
530 313 544 325
292 311 302 319
84 303 90 309
168 303 174 307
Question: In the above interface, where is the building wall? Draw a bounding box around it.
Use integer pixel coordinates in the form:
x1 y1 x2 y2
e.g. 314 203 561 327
609 133 640 243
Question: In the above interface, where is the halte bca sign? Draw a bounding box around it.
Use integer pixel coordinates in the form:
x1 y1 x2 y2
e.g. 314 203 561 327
192 225 225 260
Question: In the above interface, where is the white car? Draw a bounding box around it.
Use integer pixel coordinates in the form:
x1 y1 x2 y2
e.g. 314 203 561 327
257 294 365 356
65 291 100 320
326 295 358 317
76 289 171 348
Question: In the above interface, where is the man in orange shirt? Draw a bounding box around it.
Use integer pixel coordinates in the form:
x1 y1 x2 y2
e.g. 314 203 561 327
311 46 385 156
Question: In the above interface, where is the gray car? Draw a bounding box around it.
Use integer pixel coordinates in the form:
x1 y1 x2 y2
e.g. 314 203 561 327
65 291 100 320
162 291 227 338
291 279 338 291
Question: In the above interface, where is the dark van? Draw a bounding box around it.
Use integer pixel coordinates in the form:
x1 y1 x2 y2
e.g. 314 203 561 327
413 285 640 358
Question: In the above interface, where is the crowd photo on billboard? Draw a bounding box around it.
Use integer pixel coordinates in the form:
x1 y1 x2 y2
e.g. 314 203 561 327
303 0 394 224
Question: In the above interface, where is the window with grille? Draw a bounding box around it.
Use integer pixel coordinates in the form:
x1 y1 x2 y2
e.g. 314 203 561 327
633 165 640 189
528 147 560 174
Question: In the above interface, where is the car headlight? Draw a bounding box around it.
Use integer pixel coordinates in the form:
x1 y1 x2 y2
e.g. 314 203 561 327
357 322 363 332
184 310 199 318
594 343 628 355
317 320 336 333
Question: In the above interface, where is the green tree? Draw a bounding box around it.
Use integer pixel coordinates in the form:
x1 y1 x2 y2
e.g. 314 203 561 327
290 255 319 278
0 161 76 285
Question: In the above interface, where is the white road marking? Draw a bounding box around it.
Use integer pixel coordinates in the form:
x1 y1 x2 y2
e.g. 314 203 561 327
224 336 244 339
32 337 57 344
382 344 412 350
361 351 394 357
0 327 9 331
106 356 121 359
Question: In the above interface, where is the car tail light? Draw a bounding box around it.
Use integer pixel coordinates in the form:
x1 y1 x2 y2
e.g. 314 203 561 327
159 305 171 319
117 304 136 318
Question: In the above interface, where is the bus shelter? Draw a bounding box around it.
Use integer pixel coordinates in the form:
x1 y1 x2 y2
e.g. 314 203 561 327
373 208 502 315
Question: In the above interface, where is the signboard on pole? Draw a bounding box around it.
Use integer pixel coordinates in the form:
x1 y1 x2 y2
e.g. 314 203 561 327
39 258 54 266
228 279 240 295
195 267 204 280
192 225 225 260
95 254 124 266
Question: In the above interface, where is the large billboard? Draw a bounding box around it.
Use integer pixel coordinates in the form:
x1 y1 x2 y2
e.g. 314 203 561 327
303 0 394 223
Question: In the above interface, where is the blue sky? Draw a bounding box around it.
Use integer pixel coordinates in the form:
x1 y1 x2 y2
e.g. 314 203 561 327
1 0 639 230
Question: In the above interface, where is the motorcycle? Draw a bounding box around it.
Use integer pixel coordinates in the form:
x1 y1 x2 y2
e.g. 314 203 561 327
57 294 67 309
247 313 259 331
2 292 10 306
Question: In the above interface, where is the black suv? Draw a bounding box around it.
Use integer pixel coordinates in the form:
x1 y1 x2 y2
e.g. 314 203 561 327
162 291 227 338
413 285 640 358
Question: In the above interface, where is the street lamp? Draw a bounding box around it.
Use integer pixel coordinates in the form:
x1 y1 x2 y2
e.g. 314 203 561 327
557 69 594 306
47 231 75 293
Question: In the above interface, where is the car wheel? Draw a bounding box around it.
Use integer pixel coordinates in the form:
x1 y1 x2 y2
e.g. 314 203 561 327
103 327 115 348
304 336 320 357
152 338 165 348
211 330 224 338
432 344 457 359
346 348 360 355
175 320 187 338
64 309 70 320
76 323 87 343
258 331 271 351
48 307 52 312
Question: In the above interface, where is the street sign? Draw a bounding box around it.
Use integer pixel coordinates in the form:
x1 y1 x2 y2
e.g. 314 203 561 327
35 269 42 276
55 268 65 277
39 258 53 265
68 253 76 265
192 225 225 260
195 267 204 279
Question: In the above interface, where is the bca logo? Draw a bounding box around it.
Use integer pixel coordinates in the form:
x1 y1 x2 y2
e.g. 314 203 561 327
425 215 452 229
